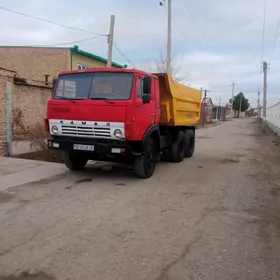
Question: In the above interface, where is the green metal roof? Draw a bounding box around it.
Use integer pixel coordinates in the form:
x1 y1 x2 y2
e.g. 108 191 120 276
70 45 127 68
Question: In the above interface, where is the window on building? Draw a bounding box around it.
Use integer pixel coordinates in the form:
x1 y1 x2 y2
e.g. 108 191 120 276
77 64 89 70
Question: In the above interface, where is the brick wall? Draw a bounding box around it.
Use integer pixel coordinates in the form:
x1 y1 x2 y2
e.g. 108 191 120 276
0 70 51 156
12 84 51 133
0 46 70 81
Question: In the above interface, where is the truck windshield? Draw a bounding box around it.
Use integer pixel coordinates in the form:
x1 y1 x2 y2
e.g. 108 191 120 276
54 72 133 100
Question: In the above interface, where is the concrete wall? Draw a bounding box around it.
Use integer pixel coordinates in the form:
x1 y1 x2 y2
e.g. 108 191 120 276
231 110 245 118
239 111 246 118
261 100 280 135
0 75 8 141
0 46 70 81
0 71 12 155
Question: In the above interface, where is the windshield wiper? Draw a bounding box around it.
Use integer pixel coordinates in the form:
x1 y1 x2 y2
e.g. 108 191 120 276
55 96 77 103
90 97 115 104
56 97 87 103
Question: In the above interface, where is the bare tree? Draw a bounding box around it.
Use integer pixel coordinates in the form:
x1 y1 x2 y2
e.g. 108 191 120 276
154 51 190 84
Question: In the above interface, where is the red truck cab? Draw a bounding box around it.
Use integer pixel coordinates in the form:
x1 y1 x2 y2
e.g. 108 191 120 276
45 68 197 178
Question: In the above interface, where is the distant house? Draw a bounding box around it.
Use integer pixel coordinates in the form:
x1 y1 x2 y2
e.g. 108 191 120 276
201 96 214 123
0 45 126 82
202 96 232 121
202 96 214 107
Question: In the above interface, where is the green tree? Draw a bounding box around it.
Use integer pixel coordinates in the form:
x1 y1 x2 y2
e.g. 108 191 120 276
229 92 250 112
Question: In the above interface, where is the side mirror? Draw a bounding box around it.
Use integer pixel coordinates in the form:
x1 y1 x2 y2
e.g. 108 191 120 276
143 76 151 94
52 78 57 92
142 94 151 104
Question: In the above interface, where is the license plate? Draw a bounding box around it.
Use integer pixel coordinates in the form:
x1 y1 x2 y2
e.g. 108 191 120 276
73 144 94 151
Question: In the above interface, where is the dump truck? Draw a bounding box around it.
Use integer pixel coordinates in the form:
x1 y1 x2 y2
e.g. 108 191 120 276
44 68 202 178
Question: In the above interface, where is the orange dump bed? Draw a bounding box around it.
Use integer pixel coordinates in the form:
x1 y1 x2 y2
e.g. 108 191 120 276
153 73 202 126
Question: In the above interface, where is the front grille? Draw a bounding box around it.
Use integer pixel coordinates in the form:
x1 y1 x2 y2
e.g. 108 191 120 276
61 125 111 137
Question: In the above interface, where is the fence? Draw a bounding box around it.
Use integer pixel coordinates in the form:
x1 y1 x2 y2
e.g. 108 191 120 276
261 99 280 135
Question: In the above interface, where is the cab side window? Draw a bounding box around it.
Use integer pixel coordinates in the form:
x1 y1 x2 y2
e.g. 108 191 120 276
136 78 143 99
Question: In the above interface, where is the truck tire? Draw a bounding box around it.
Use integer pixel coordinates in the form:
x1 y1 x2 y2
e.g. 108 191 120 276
161 148 171 162
170 131 186 162
184 129 195 158
63 152 88 171
134 137 157 179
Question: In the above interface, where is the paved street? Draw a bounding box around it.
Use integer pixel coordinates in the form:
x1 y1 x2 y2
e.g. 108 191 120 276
0 118 280 280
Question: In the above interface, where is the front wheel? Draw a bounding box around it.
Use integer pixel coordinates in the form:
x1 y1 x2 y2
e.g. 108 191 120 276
63 152 88 171
134 137 157 179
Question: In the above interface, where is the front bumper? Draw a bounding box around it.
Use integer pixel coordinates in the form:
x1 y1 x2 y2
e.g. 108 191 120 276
47 138 134 156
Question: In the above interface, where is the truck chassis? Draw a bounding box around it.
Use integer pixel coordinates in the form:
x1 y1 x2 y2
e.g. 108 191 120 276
47 126 195 179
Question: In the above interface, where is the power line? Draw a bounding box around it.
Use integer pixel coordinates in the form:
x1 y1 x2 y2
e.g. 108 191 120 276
176 0 268 91
176 19 219 77
0 6 106 36
261 0 267 63
178 2 225 68
177 5 209 54
176 2 233 80
270 16 280 63
28 35 103 47
180 3 214 53
260 0 267 93
113 43 135 67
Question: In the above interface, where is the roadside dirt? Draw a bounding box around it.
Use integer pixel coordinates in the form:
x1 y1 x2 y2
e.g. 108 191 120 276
0 271 55 280
245 120 280 249
12 151 63 164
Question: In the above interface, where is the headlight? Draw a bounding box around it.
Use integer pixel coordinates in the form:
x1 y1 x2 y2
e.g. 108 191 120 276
51 125 59 134
114 129 123 138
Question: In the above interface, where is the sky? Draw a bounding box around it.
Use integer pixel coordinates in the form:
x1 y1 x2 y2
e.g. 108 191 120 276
0 0 280 107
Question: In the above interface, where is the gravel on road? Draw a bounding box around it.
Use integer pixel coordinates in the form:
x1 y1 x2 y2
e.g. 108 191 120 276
0 118 279 280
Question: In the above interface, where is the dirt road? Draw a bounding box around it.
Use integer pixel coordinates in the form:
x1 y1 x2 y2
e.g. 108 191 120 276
0 118 280 280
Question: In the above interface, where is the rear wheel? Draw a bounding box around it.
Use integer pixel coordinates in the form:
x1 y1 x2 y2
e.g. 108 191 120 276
63 152 88 171
184 130 195 158
170 131 186 162
134 137 157 179
161 148 171 162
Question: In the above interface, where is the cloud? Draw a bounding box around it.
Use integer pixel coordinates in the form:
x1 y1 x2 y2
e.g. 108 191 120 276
0 0 280 107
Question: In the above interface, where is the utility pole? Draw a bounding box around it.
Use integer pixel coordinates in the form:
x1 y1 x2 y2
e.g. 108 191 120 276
159 0 172 75
107 15 115 68
262 61 268 131
257 91 260 119
201 89 210 125
231 81 237 119
167 0 172 75
203 89 210 101
239 93 243 118
218 97 221 120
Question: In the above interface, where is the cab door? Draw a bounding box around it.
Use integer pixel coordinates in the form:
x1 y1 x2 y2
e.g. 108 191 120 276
133 75 156 140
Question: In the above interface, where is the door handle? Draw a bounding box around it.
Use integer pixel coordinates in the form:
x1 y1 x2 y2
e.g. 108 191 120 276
151 113 155 116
